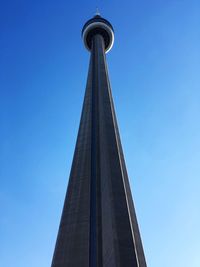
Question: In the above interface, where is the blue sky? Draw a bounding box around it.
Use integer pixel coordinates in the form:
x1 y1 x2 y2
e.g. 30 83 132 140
0 0 200 266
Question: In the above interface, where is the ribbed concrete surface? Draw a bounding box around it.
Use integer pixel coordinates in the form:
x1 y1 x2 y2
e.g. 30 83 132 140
51 33 147 267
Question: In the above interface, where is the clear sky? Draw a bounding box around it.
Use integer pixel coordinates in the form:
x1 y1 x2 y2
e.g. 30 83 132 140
1 0 200 266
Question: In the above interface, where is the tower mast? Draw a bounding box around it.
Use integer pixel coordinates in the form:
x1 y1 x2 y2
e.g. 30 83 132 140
51 14 147 267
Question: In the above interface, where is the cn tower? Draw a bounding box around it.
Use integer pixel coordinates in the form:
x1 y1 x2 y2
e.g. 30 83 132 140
51 14 147 267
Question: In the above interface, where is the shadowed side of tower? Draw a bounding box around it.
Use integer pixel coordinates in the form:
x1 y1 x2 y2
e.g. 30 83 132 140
51 15 147 267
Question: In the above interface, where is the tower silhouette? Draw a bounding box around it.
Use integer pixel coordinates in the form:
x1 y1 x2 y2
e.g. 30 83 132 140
51 14 147 267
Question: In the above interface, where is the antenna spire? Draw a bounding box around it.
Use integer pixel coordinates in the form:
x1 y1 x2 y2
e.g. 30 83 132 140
95 7 100 16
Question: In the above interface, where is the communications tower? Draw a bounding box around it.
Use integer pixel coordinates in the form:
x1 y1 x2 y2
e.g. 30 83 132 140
51 14 147 267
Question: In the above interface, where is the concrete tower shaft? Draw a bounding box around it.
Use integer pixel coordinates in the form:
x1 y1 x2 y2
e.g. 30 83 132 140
51 15 147 267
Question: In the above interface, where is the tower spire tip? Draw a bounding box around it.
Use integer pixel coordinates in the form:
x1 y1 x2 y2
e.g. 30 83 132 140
95 7 100 16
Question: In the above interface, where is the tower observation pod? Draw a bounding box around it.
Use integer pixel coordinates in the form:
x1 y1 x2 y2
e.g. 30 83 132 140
82 15 114 53
51 14 147 267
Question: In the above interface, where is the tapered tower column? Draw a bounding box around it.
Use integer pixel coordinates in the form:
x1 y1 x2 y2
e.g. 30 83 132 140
51 14 147 267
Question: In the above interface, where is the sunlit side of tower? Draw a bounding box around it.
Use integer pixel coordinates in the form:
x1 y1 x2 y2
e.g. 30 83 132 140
51 14 147 267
